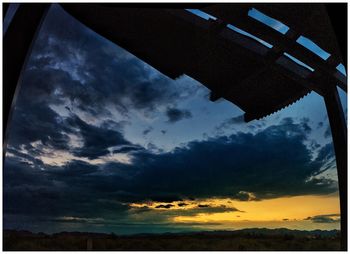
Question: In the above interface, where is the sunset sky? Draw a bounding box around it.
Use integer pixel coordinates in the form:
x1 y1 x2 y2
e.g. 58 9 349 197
4 4 346 234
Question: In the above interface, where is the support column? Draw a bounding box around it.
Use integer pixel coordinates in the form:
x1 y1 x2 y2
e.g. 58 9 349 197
3 3 50 145
324 84 347 251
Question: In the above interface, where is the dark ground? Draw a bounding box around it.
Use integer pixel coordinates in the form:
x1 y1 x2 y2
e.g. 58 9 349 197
3 228 341 251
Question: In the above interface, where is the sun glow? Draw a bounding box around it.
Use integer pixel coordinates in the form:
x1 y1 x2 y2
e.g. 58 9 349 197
129 194 340 230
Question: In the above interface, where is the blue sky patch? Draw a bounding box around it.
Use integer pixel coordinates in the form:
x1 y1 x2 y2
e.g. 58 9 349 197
248 8 289 34
227 24 273 48
185 9 217 21
296 36 331 60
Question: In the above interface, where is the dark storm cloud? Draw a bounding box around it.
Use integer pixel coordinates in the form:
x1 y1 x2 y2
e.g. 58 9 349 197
5 116 337 225
7 102 71 151
8 103 132 160
129 206 152 214
155 204 174 209
126 118 335 201
52 216 105 224
130 203 239 218
147 195 183 203
165 107 192 123
309 140 321 150
198 204 210 208
100 120 130 132
49 160 99 177
4 158 65 217
308 142 335 175
112 145 144 154
6 147 44 167
142 127 153 136
314 143 335 163
233 191 260 201
6 10 147 159
305 214 340 224
66 114 131 159
20 4 193 121
215 115 267 135
6 2 197 158
317 121 324 128
299 117 312 133
172 205 239 216
221 115 245 126
309 142 336 176
4 156 131 221
193 205 239 214
4 107 336 228
324 125 331 138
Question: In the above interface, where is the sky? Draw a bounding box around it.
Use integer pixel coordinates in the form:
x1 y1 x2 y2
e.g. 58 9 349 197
3 4 347 235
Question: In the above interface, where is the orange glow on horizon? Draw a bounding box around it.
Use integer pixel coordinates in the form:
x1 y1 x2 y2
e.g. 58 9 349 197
129 193 340 230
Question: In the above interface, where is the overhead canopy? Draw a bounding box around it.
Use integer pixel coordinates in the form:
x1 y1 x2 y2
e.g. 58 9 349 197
61 3 345 121
202 4 344 63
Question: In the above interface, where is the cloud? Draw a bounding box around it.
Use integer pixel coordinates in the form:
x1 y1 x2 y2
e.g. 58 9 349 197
4 154 131 221
130 201 240 218
50 159 99 177
155 204 174 209
324 125 331 138
53 216 105 224
66 114 132 160
305 214 340 223
219 115 245 128
147 195 183 203
142 127 153 136
189 205 239 214
112 145 144 154
165 107 192 123
4 116 337 230
317 121 324 128
233 191 260 201
215 115 266 135
7 102 71 151
15 4 196 128
8 95 136 162
6 2 203 167
309 140 321 150
310 142 336 176
126 118 336 202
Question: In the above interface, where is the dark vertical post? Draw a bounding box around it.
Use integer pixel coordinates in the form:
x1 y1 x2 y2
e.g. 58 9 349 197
3 3 10 20
3 3 49 145
324 84 347 251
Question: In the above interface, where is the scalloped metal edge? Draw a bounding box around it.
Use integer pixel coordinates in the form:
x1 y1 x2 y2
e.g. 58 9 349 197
251 89 312 121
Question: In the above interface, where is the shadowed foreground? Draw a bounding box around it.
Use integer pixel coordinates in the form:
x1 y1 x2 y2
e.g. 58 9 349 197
4 229 341 251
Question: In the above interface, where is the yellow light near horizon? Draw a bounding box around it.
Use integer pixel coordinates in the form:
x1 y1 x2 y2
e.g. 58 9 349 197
128 193 340 231
172 194 340 223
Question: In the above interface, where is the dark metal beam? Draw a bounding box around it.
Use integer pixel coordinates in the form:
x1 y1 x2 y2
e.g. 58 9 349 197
3 3 9 20
325 4 347 69
229 3 343 64
3 3 50 144
202 5 347 92
324 83 347 251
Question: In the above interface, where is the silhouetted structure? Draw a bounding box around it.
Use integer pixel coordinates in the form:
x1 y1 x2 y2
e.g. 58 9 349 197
3 3 347 250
